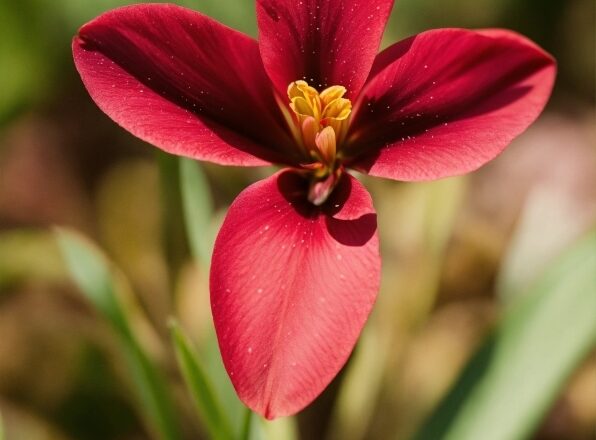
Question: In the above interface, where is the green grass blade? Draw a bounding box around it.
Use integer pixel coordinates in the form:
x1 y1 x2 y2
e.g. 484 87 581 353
0 409 4 440
178 157 247 434
241 408 253 440
169 320 234 440
157 151 188 278
415 229 596 440
55 228 181 440
179 158 214 267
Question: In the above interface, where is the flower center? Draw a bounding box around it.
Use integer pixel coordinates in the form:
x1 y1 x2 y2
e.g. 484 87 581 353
287 80 352 205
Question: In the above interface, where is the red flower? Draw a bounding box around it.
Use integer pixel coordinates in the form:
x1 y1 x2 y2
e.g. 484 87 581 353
73 1 555 419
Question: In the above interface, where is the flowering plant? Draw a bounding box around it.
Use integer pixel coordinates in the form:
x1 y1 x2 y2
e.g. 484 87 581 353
73 0 555 419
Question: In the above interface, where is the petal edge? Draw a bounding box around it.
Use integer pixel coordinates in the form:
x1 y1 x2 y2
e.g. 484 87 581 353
73 4 297 166
347 28 556 180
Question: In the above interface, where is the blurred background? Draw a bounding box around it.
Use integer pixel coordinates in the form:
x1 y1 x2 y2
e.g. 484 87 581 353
0 0 594 439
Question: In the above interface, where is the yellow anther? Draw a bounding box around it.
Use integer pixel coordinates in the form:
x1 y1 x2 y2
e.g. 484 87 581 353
323 97 351 120
319 85 347 106
291 96 316 118
287 80 351 166
288 80 319 99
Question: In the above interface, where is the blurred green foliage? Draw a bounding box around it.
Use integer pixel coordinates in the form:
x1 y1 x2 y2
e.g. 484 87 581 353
416 230 596 440
56 228 181 440
170 320 235 440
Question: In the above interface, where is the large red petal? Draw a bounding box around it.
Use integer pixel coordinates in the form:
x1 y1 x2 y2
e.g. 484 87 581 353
257 0 393 99
73 4 300 166
346 28 556 180
210 170 380 418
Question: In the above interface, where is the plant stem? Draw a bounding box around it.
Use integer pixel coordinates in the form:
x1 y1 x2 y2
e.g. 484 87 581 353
240 407 253 440
156 151 188 293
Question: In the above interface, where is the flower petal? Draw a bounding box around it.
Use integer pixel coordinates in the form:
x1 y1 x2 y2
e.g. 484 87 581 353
73 4 299 166
210 170 380 419
257 0 394 99
347 28 556 180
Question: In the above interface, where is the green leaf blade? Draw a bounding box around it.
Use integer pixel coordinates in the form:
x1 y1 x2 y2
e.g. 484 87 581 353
169 320 234 440
55 228 181 440
415 230 596 440
179 158 214 267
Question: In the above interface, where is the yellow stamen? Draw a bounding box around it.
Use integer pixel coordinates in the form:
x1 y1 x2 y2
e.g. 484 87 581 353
319 85 347 106
291 96 316 118
323 97 351 120
287 80 352 166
